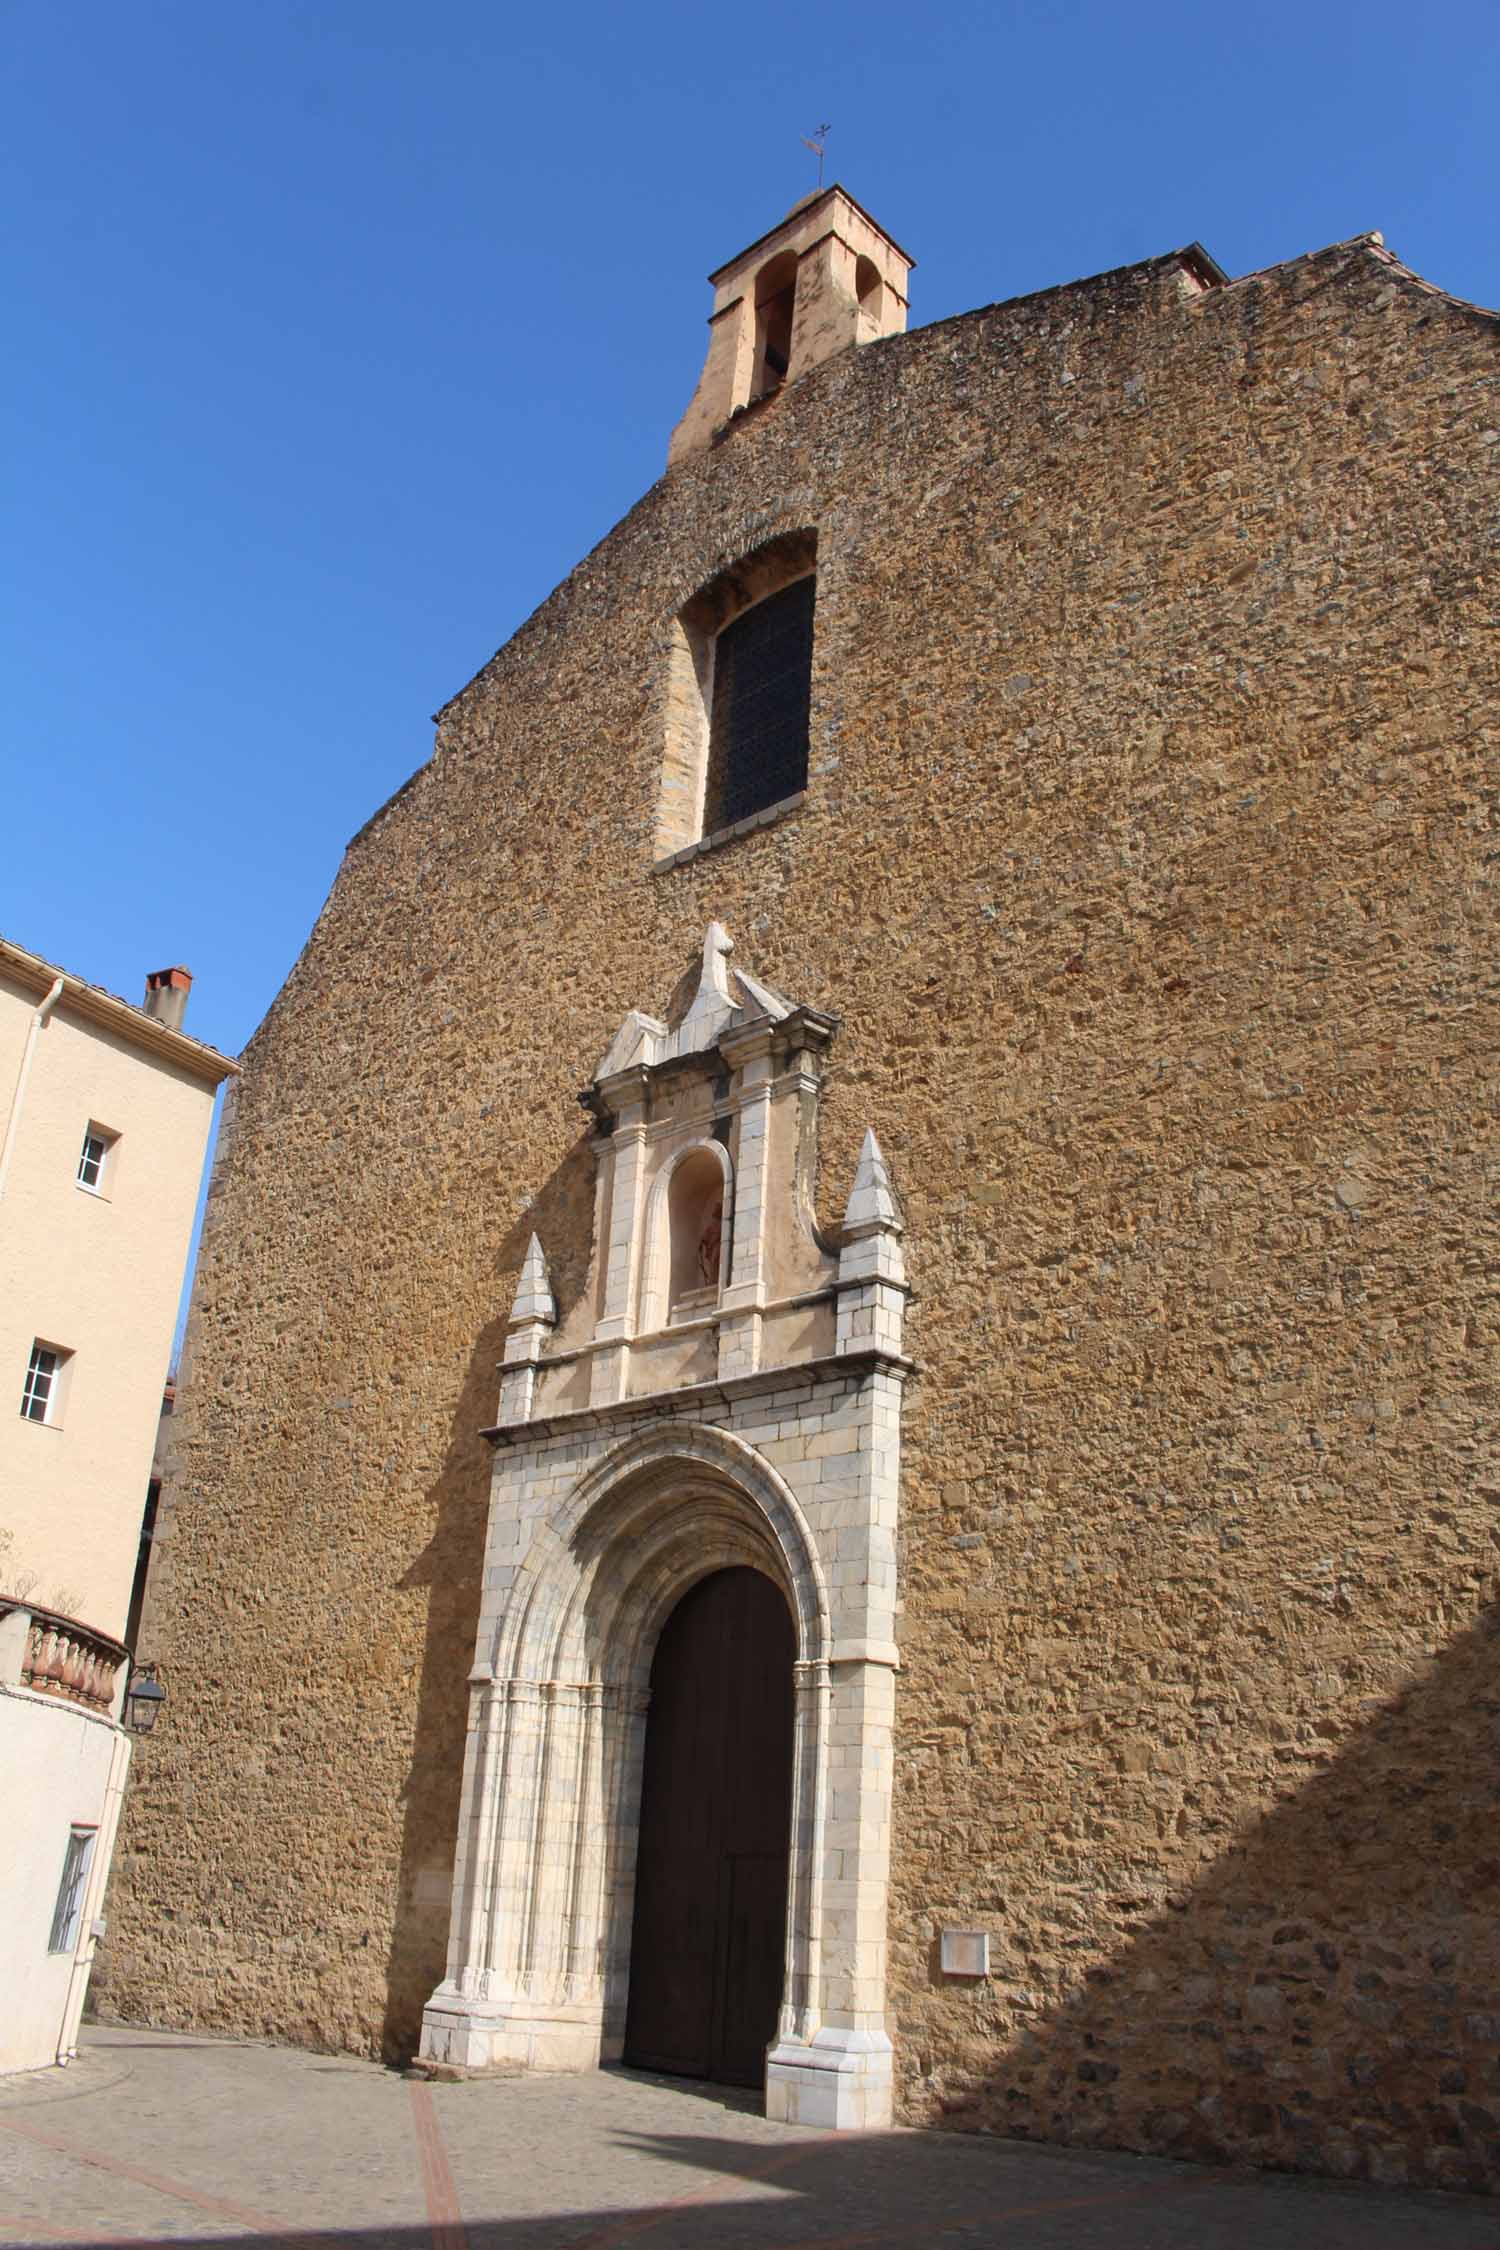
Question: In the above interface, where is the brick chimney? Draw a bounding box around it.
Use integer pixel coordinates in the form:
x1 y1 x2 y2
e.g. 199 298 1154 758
142 966 192 1033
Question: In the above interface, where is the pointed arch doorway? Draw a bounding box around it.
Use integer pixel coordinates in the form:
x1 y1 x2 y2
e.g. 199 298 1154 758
422 1415 903 2128
624 1566 795 2087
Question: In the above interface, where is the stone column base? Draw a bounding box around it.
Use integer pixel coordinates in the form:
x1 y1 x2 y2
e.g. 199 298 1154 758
765 2029 892 2130
419 1987 604 2077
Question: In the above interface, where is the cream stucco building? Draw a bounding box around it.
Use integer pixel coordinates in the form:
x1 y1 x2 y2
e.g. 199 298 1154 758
0 937 234 2074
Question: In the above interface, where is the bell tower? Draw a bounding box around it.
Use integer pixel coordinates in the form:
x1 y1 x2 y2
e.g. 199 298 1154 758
669 186 913 467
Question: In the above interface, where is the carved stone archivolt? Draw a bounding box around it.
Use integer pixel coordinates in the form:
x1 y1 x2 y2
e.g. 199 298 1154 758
419 927 910 2128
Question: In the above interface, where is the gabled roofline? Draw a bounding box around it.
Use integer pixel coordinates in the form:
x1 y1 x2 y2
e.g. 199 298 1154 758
0 936 238 1086
353 227 1489 855
1179 239 1230 287
1366 237 1500 323
707 182 917 285
1215 228 1499 326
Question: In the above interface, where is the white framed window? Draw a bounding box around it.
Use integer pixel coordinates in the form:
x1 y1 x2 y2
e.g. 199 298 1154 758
48 1827 97 1953
76 1122 117 1194
20 1341 69 1426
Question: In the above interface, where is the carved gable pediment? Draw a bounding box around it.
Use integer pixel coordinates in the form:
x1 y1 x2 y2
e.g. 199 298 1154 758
591 923 796 1079
493 925 904 1426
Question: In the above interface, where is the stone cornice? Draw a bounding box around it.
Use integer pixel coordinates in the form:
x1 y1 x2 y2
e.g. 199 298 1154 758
706 183 916 285
482 1344 914 1447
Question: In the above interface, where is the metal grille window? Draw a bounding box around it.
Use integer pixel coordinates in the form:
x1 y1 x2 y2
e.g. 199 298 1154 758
703 575 815 832
77 1127 109 1191
48 1827 96 1954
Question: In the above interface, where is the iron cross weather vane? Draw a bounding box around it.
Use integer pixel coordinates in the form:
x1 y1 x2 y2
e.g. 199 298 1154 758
802 123 831 190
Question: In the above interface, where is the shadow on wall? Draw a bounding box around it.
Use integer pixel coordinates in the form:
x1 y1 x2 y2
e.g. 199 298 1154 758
379 1135 599 2061
910 1602 1500 2195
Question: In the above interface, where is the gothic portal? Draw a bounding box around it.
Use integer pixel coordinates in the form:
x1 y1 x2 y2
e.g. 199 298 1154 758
418 926 909 2128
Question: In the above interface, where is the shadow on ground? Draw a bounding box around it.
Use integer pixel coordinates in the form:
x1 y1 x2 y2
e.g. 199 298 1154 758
4 2108 1496 2250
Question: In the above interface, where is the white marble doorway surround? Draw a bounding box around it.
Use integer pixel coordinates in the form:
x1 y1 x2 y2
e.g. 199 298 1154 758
419 928 910 2128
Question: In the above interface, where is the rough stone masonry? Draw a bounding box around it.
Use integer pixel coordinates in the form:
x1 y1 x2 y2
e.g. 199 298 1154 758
98 218 1500 2194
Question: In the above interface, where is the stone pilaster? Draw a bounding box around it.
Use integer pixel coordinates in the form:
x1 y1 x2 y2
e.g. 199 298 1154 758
591 1070 649 1405
717 1023 777 1379
767 1649 896 2129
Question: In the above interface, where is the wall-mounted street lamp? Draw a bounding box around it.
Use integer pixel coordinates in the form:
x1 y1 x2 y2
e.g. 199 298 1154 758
124 1663 166 1735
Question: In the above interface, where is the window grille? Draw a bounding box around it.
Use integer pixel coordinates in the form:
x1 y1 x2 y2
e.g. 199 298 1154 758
48 1827 96 1954
21 1344 59 1423
705 575 815 831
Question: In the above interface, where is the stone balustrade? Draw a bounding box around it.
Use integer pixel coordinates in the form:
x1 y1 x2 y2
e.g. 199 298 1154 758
1 1602 127 1714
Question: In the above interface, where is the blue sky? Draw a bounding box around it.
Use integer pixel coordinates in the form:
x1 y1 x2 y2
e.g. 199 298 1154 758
4 0 1497 1073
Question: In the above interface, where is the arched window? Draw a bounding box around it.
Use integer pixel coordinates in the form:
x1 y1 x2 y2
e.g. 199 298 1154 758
655 530 818 862
704 577 815 830
753 251 798 398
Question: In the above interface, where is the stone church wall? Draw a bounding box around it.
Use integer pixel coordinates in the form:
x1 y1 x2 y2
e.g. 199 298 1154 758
98 235 1500 2190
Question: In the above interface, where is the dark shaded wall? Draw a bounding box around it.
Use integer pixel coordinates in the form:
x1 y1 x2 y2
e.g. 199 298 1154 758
99 236 1500 2189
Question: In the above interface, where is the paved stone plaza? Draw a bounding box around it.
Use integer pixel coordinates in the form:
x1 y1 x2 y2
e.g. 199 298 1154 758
0 2028 1495 2249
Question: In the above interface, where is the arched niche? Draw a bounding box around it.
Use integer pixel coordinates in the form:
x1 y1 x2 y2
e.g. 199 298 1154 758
638 1138 732 1332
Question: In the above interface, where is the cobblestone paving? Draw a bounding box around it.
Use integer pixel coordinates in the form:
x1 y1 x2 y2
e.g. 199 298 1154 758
1 2029 1496 2249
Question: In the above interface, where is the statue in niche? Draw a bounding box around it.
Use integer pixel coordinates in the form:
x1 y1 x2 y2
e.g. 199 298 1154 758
697 1197 723 1288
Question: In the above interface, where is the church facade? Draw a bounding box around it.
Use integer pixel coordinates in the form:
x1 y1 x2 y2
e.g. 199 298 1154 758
103 189 1500 2189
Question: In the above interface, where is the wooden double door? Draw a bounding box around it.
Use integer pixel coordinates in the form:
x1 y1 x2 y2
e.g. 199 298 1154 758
623 1567 795 2087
